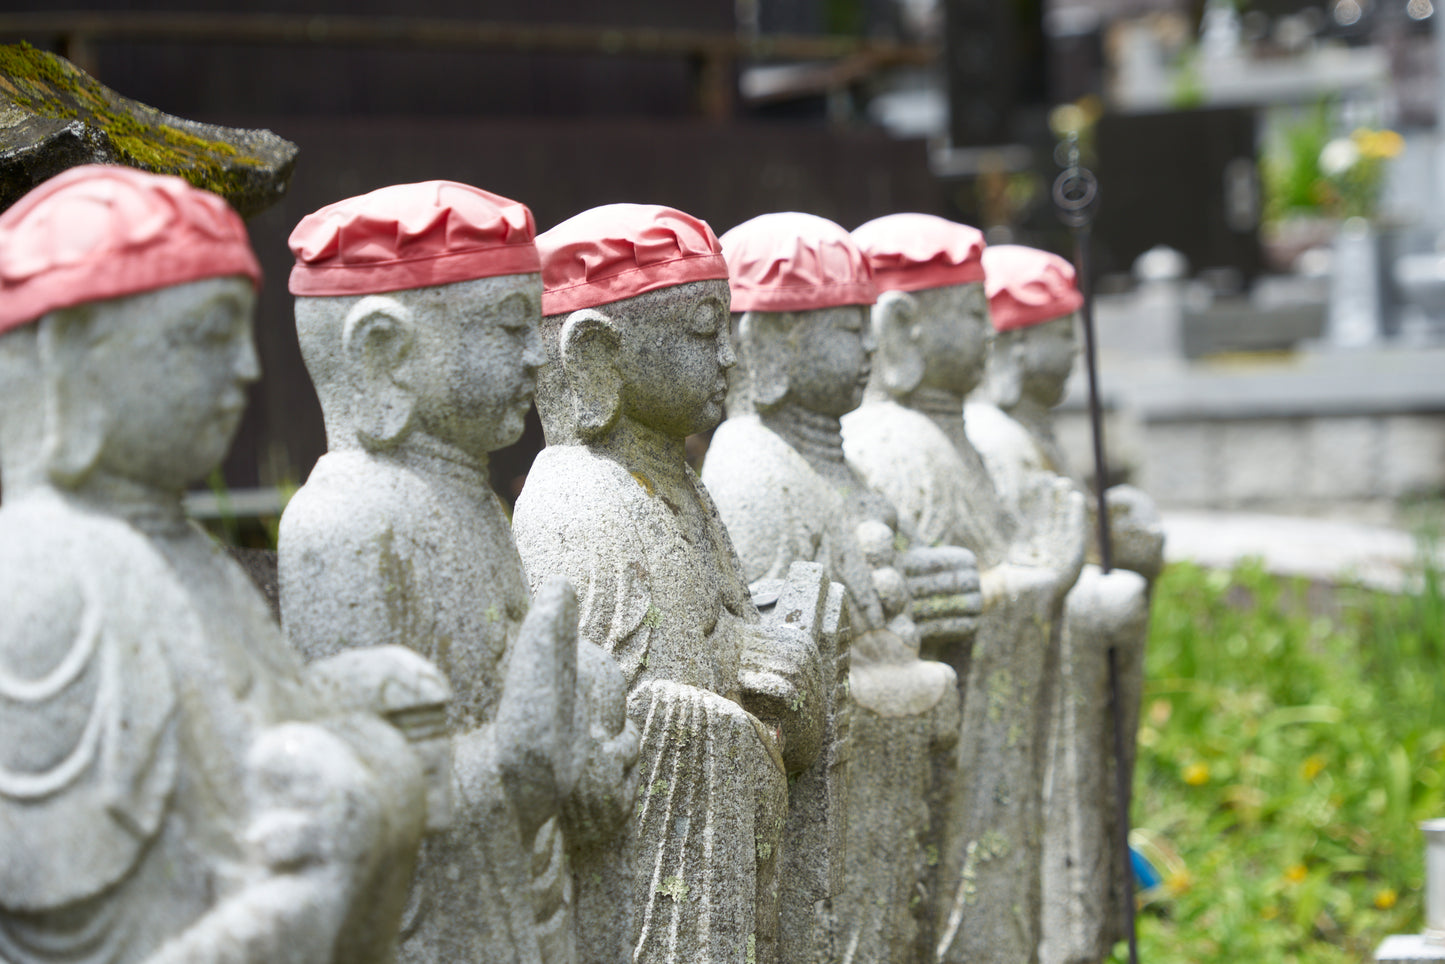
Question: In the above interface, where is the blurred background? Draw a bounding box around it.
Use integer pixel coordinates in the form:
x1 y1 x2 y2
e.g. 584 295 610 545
4 0 1444 538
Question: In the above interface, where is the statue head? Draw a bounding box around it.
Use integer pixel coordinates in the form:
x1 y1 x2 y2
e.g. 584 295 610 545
719 212 878 419
289 181 543 459
851 213 991 400
0 165 262 497
534 203 734 445
979 244 1083 411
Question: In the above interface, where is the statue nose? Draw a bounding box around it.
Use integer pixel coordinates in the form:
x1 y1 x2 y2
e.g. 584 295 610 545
235 335 261 383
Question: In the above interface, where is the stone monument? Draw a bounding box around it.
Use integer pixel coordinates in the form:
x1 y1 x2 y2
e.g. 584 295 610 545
513 203 830 964
278 182 640 964
969 243 1160 964
702 210 977 963
844 213 1088 964
0 166 446 964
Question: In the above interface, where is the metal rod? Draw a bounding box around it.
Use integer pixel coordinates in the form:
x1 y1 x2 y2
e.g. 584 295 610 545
1056 143 1136 963
1074 223 1113 574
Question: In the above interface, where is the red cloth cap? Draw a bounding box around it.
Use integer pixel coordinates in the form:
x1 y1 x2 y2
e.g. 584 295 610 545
851 213 986 292
289 181 540 296
0 164 261 335
982 244 1083 332
720 212 877 313
537 203 729 316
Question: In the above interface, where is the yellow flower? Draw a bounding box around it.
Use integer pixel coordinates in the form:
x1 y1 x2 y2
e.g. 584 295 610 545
1284 863 1308 884
1352 128 1406 160
1261 904 1279 921
1301 755 1326 780
1165 868 1193 896
1183 762 1210 786
1375 888 1398 910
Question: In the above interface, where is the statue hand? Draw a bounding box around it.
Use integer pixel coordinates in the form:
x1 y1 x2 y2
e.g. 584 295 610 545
1016 475 1087 593
740 621 825 775
306 645 453 832
561 642 640 847
898 544 983 646
494 578 580 841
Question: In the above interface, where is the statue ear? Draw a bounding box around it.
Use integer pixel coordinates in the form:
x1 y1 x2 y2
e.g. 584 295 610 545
737 311 790 409
343 296 417 450
37 309 107 487
873 290 924 398
989 333 1025 408
559 309 622 441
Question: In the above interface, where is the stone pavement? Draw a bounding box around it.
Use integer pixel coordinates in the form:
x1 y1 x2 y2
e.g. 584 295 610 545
1161 510 1439 592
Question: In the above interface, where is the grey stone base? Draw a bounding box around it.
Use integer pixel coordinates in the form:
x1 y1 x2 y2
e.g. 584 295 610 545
1376 934 1445 962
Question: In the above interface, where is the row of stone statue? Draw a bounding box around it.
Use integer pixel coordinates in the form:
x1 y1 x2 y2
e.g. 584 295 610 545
0 166 1163 964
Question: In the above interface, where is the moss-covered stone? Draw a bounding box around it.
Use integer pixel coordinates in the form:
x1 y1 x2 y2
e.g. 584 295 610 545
0 42 296 218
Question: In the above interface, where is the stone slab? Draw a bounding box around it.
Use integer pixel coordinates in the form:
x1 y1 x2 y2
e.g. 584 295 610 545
1161 510 1436 592
1377 934 1445 962
0 43 296 216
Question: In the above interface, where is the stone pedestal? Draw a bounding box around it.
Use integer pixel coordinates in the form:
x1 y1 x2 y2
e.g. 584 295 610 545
1376 935 1445 962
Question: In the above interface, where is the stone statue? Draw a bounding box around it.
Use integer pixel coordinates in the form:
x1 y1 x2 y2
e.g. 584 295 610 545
844 214 1088 964
701 211 978 964
0 166 446 964
970 244 1163 964
277 182 640 964
513 204 830 964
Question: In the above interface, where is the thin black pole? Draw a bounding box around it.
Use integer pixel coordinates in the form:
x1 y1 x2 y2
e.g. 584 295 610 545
1055 143 1137 964
1073 224 1113 575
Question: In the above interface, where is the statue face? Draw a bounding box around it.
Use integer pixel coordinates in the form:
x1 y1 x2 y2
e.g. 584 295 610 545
1017 313 1078 408
619 280 735 439
413 273 543 457
913 283 991 396
92 277 259 491
787 305 873 418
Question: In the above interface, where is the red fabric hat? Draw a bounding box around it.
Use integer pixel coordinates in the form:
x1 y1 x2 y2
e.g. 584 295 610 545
289 181 540 296
851 213 986 293
537 203 729 316
982 244 1083 332
0 164 261 335
720 212 877 313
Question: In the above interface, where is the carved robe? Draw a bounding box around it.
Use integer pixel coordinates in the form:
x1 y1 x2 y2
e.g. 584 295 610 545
704 414 960 964
514 444 789 964
967 399 1155 964
280 448 566 964
0 490 420 964
843 398 1080 964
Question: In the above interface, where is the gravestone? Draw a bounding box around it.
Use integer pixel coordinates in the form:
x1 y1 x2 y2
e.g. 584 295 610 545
277 182 639 964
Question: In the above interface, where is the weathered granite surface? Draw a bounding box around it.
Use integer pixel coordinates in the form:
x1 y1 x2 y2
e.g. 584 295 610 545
0 44 296 216
702 300 977 963
514 280 829 964
280 274 639 964
971 310 1164 964
0 278 442 964
841 282 1086 964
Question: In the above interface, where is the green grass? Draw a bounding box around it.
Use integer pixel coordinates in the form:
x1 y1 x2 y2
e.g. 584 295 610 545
1116 556 1445 963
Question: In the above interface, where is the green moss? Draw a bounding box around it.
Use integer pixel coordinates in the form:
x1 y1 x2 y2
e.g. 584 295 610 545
656 874 689 903
0 42 267 198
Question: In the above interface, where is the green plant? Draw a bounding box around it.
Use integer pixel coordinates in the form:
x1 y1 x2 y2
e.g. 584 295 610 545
1114 557 1445 963
1263 101 1404 224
